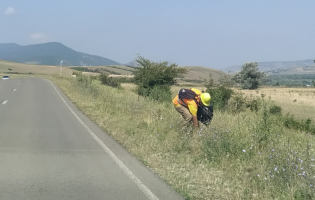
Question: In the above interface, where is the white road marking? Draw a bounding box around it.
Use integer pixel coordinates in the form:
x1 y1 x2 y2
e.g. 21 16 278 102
13 89 16 92
50 82 159 200
2 100 8 105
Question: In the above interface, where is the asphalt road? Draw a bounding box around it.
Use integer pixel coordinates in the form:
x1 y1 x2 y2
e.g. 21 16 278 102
0 78 183 200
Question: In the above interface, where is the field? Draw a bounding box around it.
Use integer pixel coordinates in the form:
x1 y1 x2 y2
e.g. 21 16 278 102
2 60 315 199
0 60 74 76
242 87 315 121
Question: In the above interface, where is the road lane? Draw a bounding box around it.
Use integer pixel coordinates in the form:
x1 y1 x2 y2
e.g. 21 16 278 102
0 78 183 200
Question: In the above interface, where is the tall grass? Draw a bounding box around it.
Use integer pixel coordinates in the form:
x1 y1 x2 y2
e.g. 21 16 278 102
51 75 315 200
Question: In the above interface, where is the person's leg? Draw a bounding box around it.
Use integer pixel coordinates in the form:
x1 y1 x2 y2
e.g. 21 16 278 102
175 105 192 126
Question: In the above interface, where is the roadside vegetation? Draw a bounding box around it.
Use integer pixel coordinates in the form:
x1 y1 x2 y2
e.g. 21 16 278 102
133 55 188 102
50 58 315 199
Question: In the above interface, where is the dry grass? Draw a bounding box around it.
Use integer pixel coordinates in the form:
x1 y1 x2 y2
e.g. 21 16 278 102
183 66 226 81
0 60 74 75
50 76 315 199
49 77 246 199
241 87 315 121
121 83 137 90
85 65 134 75
109 74 134 78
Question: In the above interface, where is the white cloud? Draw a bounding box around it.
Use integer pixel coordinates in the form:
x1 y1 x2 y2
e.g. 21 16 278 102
30 33 46 40
4 7 15 15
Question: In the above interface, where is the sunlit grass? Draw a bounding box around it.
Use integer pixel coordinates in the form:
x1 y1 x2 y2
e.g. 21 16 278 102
0 60 73 75
51 76 315 199
242 87 315 121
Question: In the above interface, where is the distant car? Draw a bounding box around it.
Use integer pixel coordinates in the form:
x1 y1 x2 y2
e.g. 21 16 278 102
2 76 10 80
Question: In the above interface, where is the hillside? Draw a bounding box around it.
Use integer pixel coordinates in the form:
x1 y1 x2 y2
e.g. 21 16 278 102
178 66 226 84
0 60 226 84
266 65 315 75
0 60 73 75
72 65 226 84
224 59 315 73
0 42 120 66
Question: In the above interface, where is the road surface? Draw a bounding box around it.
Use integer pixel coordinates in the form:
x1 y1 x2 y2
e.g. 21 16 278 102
0 78 183 200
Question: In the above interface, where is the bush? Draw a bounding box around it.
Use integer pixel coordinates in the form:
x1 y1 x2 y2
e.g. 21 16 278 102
206 86 234 111
227 92 247 114
246 98 262 112
148 85 172 102
269 105 282 115
133 55 187 88
99 73 121 88
133 55 187 102
77 74 92 87
72 71 82 76
283 114 315 134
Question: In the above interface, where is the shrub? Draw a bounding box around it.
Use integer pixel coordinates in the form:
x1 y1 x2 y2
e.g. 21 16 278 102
283 114 315 134
133 55 187 88
269 105 282 115
72 71 82 76
246 98 262 112
148 85 172 102
133 55 187 102
77 74 92 87
206 86 234 111
227 92 247 114
99 73 121 88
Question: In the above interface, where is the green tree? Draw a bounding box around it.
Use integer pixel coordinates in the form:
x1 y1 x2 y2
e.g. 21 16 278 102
133 55 188 101
233 62 267 89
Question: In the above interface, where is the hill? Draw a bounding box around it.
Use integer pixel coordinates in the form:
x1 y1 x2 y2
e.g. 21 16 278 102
0 59 226 85
178 66 226 84
0 42 120 66
0 60 73 76
123 60 140 67
224 59 315 73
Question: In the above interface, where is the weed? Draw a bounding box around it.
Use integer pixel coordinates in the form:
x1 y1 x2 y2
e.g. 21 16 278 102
269 105 282 115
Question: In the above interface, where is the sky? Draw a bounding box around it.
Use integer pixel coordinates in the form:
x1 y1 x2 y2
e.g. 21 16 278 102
1 1 315 70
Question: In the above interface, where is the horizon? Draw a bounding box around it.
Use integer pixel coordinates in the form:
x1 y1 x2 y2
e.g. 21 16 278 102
2 42 314 69
1 1 315 69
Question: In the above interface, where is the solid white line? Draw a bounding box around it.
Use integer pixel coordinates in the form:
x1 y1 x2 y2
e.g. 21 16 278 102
2 100 8 105
50 82 159 200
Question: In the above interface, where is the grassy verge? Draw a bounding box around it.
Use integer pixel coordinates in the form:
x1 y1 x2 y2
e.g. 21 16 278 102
51 75 315 200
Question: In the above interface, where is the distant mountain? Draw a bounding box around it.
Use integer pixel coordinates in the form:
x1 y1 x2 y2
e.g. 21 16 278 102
123 60 140 67
0 42 120 66
223 59 315 73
